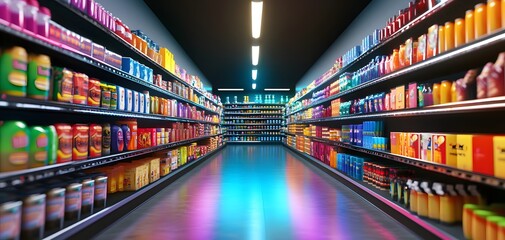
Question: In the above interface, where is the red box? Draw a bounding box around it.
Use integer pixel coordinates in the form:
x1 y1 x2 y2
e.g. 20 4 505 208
72 124 89 161
473 135 494 176
89 124 102 158
137 129 152 149
73 73 89 105
88 78 101 107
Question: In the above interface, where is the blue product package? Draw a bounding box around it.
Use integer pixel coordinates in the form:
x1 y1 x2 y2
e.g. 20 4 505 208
147 68 153 84
121 125 131 151
143 91 150 114
111 125 124 153
139 93 145 113
356 158 364 180
116 86 126 111
125 89 133 112
133 91 139 112
133 60 140 78
121 57 134 75
139 64 147 81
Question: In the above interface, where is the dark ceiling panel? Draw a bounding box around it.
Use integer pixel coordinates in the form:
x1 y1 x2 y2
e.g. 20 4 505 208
144 0 371 92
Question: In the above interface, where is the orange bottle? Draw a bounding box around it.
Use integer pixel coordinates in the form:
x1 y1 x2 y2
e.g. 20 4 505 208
433 83 441 105
455 18 466 47
502 0 505 27
399 44 406 68
466 10 476 42
445 22 455 51
391 49 400 72
438 26 445 54
488 0 502 32
451 80 458 102
475 3 488 38
440 80 452 104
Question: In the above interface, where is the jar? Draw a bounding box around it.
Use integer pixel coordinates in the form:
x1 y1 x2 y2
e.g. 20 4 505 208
487 216 505 240
23 0 37 33
438 25 445 54
0 198 22 240
0 0 10 22
440 80 452 104
21 193 46 240
445 22 455 51
36 6 50 38
451 79 457 102
463 204 484 239
466 10 475 43
45 188 65 231
455 18 465 47
473 210 495 240
475 3 488 38
487 0 502 33
432 83 441 105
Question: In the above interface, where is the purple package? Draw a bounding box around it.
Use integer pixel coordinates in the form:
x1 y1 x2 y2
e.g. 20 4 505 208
49 21 63 43
85 0 95 17
70 0 80 9
0 0 8 22
92 43 105 61
79 0 87 12
80 37 92 56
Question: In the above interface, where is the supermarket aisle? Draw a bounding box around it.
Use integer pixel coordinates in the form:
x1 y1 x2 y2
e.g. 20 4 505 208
94 145 418 240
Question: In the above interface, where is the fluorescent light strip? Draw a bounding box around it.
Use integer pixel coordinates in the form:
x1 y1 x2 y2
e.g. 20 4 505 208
252 83 257 89
252 46 259 66
251 1 263 39
218 88 244 91
264 88 290 91
252 69 257 80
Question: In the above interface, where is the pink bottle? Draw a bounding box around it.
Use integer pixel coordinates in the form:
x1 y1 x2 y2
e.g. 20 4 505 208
36 6 50 38
8 0 25 28
24 0 38 33
0 0 10 22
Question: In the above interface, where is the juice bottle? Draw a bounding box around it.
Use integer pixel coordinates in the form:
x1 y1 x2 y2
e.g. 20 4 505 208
466 10 476 43
433 83 441 105
0 121 29 172
488 0 502 33
445 22 455 51
455 18 465 48
27 54 51 100
475 3 488 38
0 46 28 96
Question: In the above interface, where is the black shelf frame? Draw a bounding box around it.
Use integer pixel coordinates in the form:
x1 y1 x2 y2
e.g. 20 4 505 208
0 19 221 116
44 144 226 240
0 134 222 189
283 143 461 240
40 0 220 107
287 96 505 124
287 29 505 117
285 133 505 190
0 96 220 125
287 0 465 106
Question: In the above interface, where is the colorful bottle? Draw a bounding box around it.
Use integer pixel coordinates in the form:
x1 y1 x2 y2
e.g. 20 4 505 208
0 46 28 96
466 10 476 43
438 25 445 54
440 80 452 104
27 54 51 100
0 121 29 172
51 67 73 103
28 126 48 168
44 125 57 165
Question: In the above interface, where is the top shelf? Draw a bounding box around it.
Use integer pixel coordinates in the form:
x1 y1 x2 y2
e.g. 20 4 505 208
288 0 468 105
40 0 220 106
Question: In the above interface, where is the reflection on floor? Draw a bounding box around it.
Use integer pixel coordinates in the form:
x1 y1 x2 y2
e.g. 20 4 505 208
94 145 418 240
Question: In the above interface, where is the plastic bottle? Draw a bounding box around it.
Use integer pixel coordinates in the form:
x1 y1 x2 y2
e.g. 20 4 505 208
0 0 9 22
23 0 38 33
0 46 28 96
36 6 50 38
9 0 25 28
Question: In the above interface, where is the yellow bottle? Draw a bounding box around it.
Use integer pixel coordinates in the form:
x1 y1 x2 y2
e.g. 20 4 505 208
445 22 455 51
475 3 488 38
488 0 502 33
466 10 476 42
455 18 466 48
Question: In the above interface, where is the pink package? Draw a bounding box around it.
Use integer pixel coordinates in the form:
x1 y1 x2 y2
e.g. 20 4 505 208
408 83 418 108
49 21 62 42
0 0 9 22
92 43 105 61
80 37 92 56
85 0 95 17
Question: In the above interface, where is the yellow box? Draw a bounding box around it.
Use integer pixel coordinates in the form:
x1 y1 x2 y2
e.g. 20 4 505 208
457 135 473 171
433 134 457 166
396 85 405 110
494 136 505 178
159 48 171 70
123 163 143 191
149 157 160 183
160 155 171 176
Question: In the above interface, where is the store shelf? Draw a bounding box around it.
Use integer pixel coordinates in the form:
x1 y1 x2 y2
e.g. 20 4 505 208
223 107 284 110
222 123 283 126
287 29 505 116
286 133 505 190
223 117 284 120
39 0 219 107
0 96 220 125
287 96 505 124
224 112 284 115
226 141 262 143
224 134 284 137
224 103 285 106
226 129 282 131
288 0 466 106
283 143 460 240
0 134 223 189
43 143 226 240
0 19 221 116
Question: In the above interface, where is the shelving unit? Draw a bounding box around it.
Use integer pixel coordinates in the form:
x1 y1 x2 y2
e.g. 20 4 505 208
223 103 285 143
283 0 505 239
0 1 225 239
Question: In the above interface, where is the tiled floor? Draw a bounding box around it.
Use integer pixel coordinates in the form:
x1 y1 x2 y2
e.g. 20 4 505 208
94 145 419 240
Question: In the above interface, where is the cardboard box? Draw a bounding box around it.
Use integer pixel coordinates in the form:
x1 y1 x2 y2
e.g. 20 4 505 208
457 135 474 171
122 163 143 191
493 136 505 178
472 135 494 176
149 157 160 183
433 134 457 166
390 132 399 154
420 133 433 162
427 25 439 58
396 85 405 110
408 133 420 159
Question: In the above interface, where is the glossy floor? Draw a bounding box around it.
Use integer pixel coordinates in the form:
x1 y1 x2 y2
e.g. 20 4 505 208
94 145 419 240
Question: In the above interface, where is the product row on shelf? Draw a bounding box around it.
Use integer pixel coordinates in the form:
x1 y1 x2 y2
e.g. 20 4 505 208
288 0 505 114
224 95 290 105
0 137 223 240
225 126 282 130
226 136 283 142
224 110 283 115
221 119 284 125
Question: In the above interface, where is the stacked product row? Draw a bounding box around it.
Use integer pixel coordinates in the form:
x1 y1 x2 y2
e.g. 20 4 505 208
222 119 283 124
288 0 505 115
0 119 219 173
0 46 220 123
224 95 288 104
226 126 281 130
225 110 283 114
64 0 219 102
225 136 283 142
288 52 504 122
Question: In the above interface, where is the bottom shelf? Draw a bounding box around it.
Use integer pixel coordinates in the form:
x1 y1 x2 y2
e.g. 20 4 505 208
44 144 226 240
282 143 463 240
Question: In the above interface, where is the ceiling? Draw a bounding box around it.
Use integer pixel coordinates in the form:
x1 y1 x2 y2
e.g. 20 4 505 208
144 0 371 93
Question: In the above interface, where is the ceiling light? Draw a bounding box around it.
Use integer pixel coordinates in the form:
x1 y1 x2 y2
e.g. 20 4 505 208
252 69 257 80
218 88 244 91
252 83 257 89
252 46 259 66
251 1 263 39
264 88 290 91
